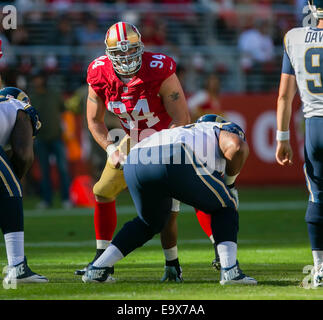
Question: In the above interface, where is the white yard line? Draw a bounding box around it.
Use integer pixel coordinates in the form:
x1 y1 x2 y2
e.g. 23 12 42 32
0 238 295 248
24 201 307 218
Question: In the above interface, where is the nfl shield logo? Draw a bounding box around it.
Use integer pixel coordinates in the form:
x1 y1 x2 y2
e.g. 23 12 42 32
123 87 128 93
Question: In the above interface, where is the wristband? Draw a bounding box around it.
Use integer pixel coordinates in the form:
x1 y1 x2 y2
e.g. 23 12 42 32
106 144 118 157
276 130 290 141
225 174 239 186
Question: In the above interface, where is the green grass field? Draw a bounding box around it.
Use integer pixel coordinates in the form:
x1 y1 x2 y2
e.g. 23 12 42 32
1 186 323 300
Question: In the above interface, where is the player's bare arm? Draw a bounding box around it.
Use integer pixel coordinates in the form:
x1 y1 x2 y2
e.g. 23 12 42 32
87 86 123 168
219 130 249 177
276 73 297 166
159 73 191 128
9 110 34 179
87 85 111 150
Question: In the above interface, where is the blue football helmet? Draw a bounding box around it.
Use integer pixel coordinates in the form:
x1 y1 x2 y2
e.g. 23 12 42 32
0 87 41 137
196 114 246 141
0 86 30 104
308 0 323 19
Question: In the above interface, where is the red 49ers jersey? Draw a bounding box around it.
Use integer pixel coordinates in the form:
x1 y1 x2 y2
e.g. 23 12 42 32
87 51 176 141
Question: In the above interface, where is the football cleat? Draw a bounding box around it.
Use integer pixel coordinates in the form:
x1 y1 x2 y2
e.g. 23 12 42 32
3 257 48 285
313 263 323 288
74 265 88 276
161 266 183 283
75 249 104 276
220 261 257 285
82 264 115 283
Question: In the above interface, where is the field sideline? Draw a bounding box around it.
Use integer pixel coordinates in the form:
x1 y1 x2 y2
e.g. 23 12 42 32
1 186 323 300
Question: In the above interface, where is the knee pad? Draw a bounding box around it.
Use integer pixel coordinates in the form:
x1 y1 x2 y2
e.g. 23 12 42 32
305 202 323 224
0 197 23 234
211 207 239 244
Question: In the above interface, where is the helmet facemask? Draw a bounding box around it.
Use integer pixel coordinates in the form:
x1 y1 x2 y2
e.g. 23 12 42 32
106 40 144 76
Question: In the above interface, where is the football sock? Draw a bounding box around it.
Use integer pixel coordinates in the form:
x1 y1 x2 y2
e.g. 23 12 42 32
93 244 124 268
94 200 117 247
4 232 24 267
213 242 219 258
195 209 212 238
312 250 323 269
91 248 106 263
210 235 215 244
217 241 237 269
210 207 239 244
163 246 178 262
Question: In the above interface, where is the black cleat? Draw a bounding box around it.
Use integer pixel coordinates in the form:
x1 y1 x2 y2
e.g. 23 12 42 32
75 249 105 276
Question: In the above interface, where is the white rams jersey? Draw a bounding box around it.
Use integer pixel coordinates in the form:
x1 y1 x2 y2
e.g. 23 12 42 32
284 26 323 118
132 122 226 174
0 98 27 148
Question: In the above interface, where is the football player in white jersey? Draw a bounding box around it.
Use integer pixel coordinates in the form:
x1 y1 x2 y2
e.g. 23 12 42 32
0 87 48 285
276 0 323 287
81 114 257 285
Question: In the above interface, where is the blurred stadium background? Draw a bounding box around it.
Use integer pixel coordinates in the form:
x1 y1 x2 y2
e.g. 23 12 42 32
0 0 308 205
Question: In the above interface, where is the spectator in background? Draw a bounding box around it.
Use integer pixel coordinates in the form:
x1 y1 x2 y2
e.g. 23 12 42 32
77 16 103 47
10 26 29 46
238 19 275 92
29 71 72 209
187 73 223 122
140 17 166 48
51 14 79 46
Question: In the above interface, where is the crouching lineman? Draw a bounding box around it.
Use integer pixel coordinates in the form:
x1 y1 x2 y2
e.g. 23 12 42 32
82 114 257 285
0 87 48 285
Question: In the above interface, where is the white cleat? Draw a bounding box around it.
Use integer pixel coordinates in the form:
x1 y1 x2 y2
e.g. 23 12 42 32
220 261 257 285
313 264 323 288
3 257 48 285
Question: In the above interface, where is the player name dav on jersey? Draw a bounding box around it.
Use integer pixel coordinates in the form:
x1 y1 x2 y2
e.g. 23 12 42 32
305 30 323 43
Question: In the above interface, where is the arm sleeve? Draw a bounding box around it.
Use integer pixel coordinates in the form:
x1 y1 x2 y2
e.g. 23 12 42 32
281 50 295 75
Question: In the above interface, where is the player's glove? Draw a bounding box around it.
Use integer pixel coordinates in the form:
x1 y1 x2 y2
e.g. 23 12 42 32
161 266 183 283
106 143 124 170
228 183 239 209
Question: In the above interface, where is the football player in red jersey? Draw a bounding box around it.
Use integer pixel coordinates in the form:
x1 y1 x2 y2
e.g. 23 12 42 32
75 22 218 281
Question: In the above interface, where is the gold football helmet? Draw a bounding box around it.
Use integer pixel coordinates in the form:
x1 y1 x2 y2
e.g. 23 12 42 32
105 22 144 76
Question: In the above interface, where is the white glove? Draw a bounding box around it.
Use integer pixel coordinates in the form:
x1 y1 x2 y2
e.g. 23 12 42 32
229 186 239 209
106 144 124 170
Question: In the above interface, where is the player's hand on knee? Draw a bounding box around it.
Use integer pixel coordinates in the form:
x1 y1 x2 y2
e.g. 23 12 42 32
229 186 239 209
108 149 126 170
